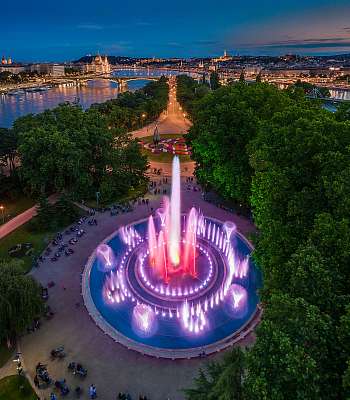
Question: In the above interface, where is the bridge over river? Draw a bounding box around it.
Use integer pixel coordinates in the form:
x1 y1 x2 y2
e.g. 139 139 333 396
47 73 161 88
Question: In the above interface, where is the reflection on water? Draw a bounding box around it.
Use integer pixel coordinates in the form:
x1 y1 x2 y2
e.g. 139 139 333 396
1 80 118 128
330 89 350 101
0 68 184 128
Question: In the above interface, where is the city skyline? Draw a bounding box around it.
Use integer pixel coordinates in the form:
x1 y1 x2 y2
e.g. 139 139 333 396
2 0 350 61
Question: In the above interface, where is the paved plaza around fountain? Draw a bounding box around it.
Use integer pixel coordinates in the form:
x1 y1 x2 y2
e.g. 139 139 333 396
19 178 257 400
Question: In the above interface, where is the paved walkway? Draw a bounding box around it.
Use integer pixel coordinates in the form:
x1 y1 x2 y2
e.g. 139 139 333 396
0 355 16 381
135 78 195 178
0 205 38 240
131 77 192 139
19 180 256 400
0 195 58 240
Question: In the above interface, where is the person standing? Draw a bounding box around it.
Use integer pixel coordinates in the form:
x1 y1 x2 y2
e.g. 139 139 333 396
34 375 40 388
90 384 97 399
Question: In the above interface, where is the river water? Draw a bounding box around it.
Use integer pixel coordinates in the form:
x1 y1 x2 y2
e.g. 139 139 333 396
0 69 182 128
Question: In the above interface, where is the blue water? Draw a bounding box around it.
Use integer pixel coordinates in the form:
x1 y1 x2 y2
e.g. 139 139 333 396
89 220 262 350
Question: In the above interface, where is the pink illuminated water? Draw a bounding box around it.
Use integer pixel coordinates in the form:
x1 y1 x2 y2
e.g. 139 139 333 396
132 304 157 336
169 156 181 266
96 244 116 271
147 156 201 281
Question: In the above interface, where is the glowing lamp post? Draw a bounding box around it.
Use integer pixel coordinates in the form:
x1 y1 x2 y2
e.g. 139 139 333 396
0 205 4 224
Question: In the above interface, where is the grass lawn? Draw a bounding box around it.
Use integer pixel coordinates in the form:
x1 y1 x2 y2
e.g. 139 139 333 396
139 134 192 163
0 223 55 273
0 343 14 368
0 197 36 226
0 375 37 400
0 204 85 274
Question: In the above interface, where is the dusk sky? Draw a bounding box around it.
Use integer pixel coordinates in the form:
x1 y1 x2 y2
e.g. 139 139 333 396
2 0 350 61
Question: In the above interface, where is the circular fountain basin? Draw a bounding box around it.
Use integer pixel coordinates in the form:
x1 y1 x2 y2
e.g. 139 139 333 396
82 217 262 358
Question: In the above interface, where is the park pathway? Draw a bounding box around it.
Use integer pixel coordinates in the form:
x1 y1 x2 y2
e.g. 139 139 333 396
0 195 58 240
0 205 38 240
131 77 192 139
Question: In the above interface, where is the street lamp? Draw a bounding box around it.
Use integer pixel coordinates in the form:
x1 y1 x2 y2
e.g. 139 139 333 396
0 205 4 224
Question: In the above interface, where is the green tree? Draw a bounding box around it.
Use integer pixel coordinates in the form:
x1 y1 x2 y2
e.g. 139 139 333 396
0 128 18 174
239 70 245 83
185 348 246 400
34 195 53 229
16 102 148 202
188 83 292 206
209 72 221 90
0 259 43 341
245 321 320 400
343 361 350 399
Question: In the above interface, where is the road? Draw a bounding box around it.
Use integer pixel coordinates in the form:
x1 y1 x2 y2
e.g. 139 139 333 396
132 76 192 139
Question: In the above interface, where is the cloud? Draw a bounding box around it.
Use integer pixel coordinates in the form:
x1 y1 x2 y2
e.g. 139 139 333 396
100 41 133 53
135 21 153 27
254 37 350 51
167 42 183 47
77 24 103 30
193 40 219 46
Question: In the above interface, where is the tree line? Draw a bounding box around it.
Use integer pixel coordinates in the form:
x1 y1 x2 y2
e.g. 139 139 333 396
0 77 169 205
177 75 350 399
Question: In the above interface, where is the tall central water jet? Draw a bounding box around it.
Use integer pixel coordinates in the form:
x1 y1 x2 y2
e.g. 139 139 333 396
147 156 202 281
169 156 181 266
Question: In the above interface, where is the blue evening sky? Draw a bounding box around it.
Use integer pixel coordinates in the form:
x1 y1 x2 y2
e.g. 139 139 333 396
2 0 350 61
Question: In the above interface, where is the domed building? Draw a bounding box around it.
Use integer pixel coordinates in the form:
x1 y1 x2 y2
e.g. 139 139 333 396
84 54 111 74
1 56 12 65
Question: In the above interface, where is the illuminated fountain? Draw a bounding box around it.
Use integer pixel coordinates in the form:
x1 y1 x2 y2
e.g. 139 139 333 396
84 156 261 358
147 158 201 282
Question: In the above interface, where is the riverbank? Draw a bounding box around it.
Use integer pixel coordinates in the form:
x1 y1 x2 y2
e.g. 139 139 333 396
0 80 49 95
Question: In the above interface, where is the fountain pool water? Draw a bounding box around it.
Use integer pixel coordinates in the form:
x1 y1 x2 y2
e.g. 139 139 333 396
82 157 262 358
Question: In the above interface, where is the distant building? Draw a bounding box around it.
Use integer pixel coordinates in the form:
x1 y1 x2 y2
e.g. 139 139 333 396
1 56 12 65
0 65 26 74
213 50 233 63
30 63 65 76
84 55 111 74
244 66 263 76
209 63 217 72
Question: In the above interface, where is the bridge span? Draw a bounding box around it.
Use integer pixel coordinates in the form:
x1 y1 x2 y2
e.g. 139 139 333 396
47 73 160 88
